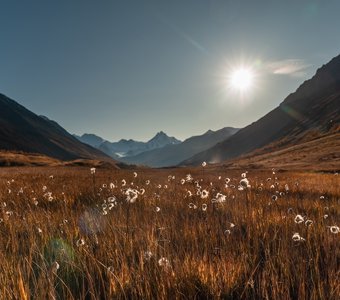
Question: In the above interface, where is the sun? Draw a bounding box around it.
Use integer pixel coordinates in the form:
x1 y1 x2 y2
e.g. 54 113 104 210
229 67 254 92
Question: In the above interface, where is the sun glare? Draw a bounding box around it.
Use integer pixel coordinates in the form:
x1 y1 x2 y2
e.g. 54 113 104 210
230 68 254 92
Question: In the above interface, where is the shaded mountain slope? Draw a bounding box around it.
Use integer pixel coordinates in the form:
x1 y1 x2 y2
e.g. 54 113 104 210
0 93 111 161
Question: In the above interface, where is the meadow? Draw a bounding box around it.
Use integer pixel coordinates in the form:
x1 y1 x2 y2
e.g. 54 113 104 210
0 166 338 299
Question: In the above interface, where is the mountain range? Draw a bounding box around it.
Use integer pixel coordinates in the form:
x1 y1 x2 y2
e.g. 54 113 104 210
182 54 340 167
75 131 181 159
119 127 239 167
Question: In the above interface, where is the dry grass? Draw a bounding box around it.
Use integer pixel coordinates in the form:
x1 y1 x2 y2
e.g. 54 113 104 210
0 151 122 169
224 132 340 171
0 166 339 299
0 151 60 167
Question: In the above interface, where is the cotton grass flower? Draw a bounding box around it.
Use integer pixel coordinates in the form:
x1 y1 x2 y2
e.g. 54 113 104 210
239 178 250 189
76 238 85 247
212 193 226 203
125 188 138 203
294 214 304 224
292 232 305 242
108 203 116 210
5 210 13 217
144 251 153 261
188 203 197 209
305 220 313 227
329 226 339 234
185 174 193 182
108 196 117 203
201 189 209 199
158 257 170 269
90 168 96 175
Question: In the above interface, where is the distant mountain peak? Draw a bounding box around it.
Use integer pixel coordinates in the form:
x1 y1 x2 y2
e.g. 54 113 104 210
147 131 181 146
152 131 168 139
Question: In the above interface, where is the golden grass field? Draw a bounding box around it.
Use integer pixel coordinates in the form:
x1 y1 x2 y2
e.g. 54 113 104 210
0 166 338 299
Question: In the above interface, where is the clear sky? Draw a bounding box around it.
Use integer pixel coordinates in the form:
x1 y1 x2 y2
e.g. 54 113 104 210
1 0 339 142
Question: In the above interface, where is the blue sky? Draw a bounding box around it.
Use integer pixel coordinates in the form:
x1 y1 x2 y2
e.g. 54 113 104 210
1 0 339 141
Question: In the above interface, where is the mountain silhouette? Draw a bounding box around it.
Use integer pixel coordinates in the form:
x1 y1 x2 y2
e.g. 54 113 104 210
0 94 110 161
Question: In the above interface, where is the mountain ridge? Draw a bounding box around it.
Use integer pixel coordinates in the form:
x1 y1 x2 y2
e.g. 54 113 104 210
76 131 181 158
120 127 239 167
